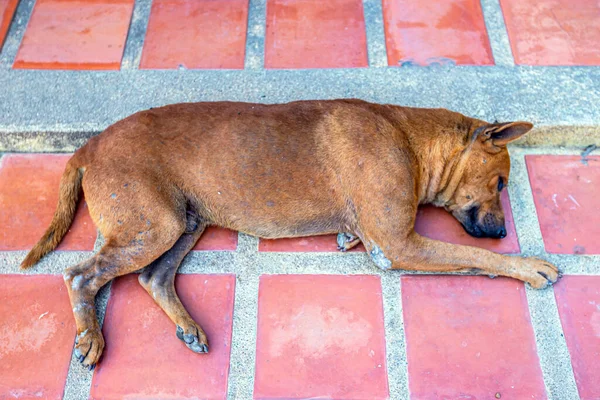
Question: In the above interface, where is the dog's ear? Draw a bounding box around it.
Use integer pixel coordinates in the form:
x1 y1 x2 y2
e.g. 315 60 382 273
478 121 533 149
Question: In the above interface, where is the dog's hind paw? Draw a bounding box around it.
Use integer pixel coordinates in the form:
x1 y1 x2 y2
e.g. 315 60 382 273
337 232 360 252
176 325 209 354
74 328 105 370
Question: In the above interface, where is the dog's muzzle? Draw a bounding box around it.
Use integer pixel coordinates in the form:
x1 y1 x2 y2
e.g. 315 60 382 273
459 206 507 239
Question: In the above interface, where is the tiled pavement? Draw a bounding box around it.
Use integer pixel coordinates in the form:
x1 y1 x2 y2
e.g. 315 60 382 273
1 150 600 399
0 0 600 399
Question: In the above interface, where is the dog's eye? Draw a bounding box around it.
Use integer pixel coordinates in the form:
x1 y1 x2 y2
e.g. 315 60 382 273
497 177 505 192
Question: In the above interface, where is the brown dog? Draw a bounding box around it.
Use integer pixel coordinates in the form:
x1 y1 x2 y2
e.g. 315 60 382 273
22 99 560 369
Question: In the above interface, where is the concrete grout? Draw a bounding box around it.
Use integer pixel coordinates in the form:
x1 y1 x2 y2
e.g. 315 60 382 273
120 0 153 70
382 272 409 400
244 0 267 70
363 0 388 68
507 148 548 257
226 233 260 399
480 0 515 67
526 287 580 399
0 0 36 69
508 149 580 399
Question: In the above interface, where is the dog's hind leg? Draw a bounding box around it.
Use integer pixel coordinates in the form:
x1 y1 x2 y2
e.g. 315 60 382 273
64 212 186 369
138 214 209 354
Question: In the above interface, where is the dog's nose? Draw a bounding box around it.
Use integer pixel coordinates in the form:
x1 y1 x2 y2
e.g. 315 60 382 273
497 227 507 238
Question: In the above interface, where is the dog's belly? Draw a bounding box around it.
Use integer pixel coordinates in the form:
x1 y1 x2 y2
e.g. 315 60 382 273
189 185 347 239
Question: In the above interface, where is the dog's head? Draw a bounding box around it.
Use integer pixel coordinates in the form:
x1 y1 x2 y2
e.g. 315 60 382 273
442 121 533 239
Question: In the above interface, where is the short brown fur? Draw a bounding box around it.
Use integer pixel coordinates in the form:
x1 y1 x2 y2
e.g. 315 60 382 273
23 99 560 369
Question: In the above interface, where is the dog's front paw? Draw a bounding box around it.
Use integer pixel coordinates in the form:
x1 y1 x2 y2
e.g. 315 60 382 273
74 328 105 370
176 324 209 354
521 257 561 289
337 232 360 252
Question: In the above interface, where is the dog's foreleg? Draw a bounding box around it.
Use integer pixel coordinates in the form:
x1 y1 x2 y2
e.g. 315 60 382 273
372 232 560 289
64 240 177 369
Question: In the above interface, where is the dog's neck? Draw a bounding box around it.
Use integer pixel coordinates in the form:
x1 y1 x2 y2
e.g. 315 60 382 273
417 139 470 207
389 107 478 206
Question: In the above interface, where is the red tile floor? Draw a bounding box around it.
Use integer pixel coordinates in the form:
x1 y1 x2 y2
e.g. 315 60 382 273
6 0 600 69
254 274 388 399
382 0 494 66
13 0 135 70
500 0 600 65
140 0 249 69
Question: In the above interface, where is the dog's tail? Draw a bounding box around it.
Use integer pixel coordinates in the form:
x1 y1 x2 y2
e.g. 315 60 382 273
21 157 84 269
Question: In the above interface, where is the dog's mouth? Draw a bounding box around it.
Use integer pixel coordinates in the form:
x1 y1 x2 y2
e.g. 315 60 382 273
458 206 507 239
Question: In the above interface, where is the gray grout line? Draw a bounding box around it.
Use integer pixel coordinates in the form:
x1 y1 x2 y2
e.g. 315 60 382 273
62 283 111 400
507 148 547 257
244 0 266 70
3 249 599 276
509 150 580 399
480 0 515 67
226 273 259 399
381 273 409 400
0 0 36 69
237 231 260 253
526 287 580 400
363 0 388 68
226 233 260 399
120 0 153 70
0 252 91 274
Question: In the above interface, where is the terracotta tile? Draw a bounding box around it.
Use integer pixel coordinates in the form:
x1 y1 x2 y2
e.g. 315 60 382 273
259 234 365 252
140 0 248 69
415 191 520 254
0 0 18 47
0 154 97 251
265 0 368 69
401 275 546 399
254 274 389 399
526 155 600 254
259 192 517 253
382 0 493 66
0 275 76 400
500 0 600 65
90 274 236 399
14 0 134 70
554 275 600 399
193 227 238 251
